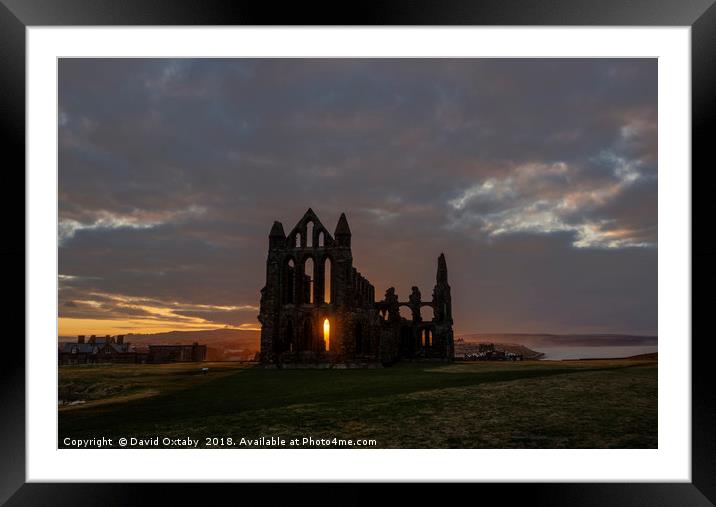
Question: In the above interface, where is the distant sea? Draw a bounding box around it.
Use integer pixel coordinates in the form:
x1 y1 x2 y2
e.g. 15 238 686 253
538 345 658 360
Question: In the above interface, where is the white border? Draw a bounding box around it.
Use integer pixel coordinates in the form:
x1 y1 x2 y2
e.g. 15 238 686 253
27 27 690 482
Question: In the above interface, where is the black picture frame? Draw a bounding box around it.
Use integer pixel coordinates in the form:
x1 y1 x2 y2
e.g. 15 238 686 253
2 1 713 504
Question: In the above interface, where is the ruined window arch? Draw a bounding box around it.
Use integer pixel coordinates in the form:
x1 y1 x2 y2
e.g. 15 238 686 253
419 329 432 347
399 306 412 321
324 257 332 304
318 230 325 247
284 258 295 304
306 221 314 247
304 257 315 304
323 318 330 351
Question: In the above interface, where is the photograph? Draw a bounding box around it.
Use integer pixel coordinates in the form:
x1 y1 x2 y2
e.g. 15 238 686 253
2 2 708 499
57 57 658 450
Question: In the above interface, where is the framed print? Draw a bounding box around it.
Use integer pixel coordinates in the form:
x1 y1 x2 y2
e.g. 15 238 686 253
3 0 714 504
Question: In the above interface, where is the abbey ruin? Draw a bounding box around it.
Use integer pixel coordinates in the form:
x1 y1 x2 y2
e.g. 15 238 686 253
258 209 454 367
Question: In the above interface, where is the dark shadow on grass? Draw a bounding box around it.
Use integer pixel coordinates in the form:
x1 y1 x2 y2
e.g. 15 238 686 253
58 362 653 441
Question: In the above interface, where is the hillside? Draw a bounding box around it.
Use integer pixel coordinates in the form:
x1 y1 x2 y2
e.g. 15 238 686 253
123 328 259 346
576 352 659 361
127 329 260 361
624 352 658 360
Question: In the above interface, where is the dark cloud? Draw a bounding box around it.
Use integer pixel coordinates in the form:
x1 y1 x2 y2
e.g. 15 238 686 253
58 58 657 335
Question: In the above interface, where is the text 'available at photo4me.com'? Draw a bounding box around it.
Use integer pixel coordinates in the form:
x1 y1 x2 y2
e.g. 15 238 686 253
61 435 379 449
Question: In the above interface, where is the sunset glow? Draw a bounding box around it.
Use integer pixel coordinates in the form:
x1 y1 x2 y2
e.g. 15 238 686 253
323 318 330 351
56 289 261 336
58 317 259 337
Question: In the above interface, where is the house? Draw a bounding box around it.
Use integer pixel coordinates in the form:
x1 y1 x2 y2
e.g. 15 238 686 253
58 335 148 365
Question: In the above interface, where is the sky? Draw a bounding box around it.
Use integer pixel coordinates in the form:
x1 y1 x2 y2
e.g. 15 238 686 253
58 58 657 336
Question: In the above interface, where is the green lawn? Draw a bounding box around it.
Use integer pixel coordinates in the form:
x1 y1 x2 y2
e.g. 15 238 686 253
58 360 657 448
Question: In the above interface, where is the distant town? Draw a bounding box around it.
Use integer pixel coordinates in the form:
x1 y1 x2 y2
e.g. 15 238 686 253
57 328 262 365
58 330 657 365
58 332 541 365
58 334 215 365
454 338 544 361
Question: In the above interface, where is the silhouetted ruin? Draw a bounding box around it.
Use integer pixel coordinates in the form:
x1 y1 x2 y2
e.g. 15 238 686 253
258 209 454 367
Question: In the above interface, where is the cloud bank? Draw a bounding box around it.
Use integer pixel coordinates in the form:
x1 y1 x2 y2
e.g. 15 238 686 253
58 58 657 335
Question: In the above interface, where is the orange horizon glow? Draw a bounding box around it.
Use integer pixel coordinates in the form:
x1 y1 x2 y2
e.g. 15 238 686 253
57 317 261 337
323 318 330 351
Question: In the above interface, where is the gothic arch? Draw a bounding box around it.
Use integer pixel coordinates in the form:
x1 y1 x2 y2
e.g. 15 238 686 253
322 255 333 304
306 221 314 247
301 254 316 304
283 256 296 304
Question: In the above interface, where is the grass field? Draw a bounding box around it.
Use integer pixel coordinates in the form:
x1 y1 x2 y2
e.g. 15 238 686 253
58 359 657 448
